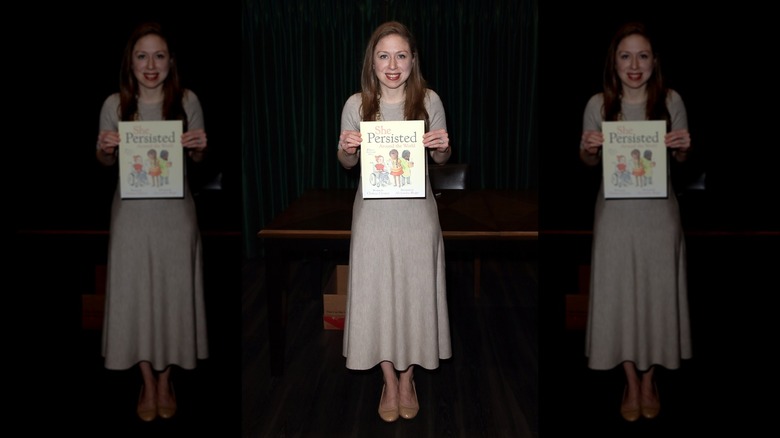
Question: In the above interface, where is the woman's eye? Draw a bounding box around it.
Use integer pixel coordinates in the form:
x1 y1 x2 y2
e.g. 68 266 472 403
379 54 387 59
398 54 406 59
137 54 146 60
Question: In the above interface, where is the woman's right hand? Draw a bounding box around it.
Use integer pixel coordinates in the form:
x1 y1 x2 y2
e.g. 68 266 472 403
339 130 362 155
97 130 120 155
580 130 603 155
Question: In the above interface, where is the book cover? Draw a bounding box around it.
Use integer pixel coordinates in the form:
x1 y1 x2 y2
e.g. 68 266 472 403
602 120 667 199
360 120 426 199
118 120 184 199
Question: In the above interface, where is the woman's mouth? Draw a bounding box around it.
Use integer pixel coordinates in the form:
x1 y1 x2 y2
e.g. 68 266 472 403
144 73 159 81
385 73 401 81
627 73 643 81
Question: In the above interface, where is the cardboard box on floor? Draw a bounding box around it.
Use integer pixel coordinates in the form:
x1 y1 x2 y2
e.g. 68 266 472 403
82 264 107 330
565 264 590 331
323 265 349 330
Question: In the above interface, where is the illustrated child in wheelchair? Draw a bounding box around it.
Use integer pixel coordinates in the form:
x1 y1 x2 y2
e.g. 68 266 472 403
370 154 390 187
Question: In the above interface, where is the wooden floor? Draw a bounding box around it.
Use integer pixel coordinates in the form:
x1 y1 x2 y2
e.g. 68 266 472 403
19 229 776 435
539 232 778 436
242 249 539 437
17 233 242 437
243 231 779 437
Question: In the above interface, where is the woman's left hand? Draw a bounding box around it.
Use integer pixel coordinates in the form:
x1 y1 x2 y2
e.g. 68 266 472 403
423 129 450 153
182 129 208 152
665 129 690 152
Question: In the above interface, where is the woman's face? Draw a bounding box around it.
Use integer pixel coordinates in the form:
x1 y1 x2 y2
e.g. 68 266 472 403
615 34 654 92
132 34 171 93
373 34 413 93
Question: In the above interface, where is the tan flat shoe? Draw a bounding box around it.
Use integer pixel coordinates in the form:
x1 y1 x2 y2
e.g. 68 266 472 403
157 382 177 419
378 384 399 422
620 386 640 422
137 385 157 422
399 380 419 420
641 383 660 419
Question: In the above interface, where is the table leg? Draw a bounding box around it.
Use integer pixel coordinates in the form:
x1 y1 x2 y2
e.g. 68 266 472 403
474 254 481 298
265 240 289 376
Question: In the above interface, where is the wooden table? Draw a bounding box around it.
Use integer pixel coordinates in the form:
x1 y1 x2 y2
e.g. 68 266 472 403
258 188 537 375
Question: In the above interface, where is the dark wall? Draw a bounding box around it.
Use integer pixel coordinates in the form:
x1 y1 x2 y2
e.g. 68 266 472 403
12 2 242 430
16 3 775 237
16 2 240 232
243 0 539 256
539 1 777 231
538 5 777 434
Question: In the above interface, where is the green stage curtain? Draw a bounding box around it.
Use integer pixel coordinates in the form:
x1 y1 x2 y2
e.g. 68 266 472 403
243 0 538 256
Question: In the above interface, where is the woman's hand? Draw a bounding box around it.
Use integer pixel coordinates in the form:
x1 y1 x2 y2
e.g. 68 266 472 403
97 130 120 155
182 129 207 162
182 128 208 152
96 130 120 165
339 130 362 155
665 129 690 150
580 130 603 156
423 129 449 153
665 129 691 161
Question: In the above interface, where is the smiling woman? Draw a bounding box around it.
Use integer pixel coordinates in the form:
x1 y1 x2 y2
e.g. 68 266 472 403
95 21 209 423
131 34 171 92
613 34 654 98
337 21 453 424
372 34 413 95
579 22 692 422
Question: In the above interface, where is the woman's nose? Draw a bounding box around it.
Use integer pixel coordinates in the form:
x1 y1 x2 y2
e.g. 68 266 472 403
389 57 397 69
629 56 638 69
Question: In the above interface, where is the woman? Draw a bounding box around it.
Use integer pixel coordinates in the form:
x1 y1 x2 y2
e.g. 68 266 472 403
96 22 209 422
337 21 452 422
580 22 692 422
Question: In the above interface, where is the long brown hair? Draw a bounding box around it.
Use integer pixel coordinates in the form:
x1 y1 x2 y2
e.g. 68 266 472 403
602 22 670 129
360 22 429 129
119 22 188 130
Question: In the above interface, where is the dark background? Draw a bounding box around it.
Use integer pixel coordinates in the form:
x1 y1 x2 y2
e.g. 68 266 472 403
539 2 777 435
11 0 777 435
16 3 239 232
242 0 539 256
539 2 776 231
13 1 242 434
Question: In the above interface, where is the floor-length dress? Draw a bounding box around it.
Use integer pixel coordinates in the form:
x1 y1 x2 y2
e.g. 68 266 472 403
101 91 208 371
342 91 452 370
584 91 692 371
